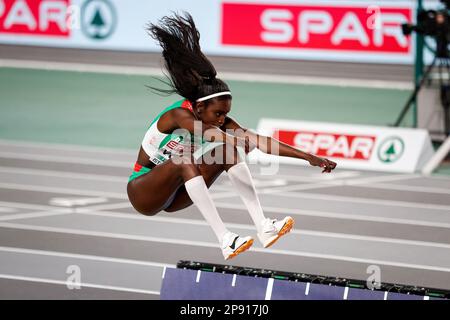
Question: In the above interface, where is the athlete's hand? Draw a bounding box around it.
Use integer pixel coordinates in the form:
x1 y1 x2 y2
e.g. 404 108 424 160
308 155 337 173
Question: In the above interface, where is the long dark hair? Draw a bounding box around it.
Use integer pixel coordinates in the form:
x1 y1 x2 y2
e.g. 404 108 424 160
147 12 230 104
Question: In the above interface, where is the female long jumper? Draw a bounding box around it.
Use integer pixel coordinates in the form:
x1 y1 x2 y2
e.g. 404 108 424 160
127 12 337 260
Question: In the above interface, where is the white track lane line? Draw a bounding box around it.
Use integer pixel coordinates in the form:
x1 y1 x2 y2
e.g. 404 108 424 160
0 200 68 211
262 249 450 273
306 171 362 180
269 191 450 211
343 174 421 185
0 166 126 182
212 202 450 229
0 246 175 268
0 138 134 155
75 202 132 212
364 183 450 195
0 274 160 296
259 182 339 194
260 179 450 195
76 210 450 249
0 210 72 221
0 222 449 273
0 182 127 199
0 151 130 168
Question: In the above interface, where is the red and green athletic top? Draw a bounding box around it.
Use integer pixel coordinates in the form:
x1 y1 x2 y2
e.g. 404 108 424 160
129 99 201 182
142 99 202 165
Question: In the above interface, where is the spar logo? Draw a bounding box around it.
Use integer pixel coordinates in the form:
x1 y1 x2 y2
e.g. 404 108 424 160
222 3 412 53
81 0 116 40
0 0 71 36
0 0 116 39
377 136 404 163
274 130 376 161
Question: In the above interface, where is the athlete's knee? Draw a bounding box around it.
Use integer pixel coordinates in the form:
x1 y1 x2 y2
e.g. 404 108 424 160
128 201 159 216
163 206 176 213
130 201 159 216
164 204 190 213
138 209 159 216
171 155 200 179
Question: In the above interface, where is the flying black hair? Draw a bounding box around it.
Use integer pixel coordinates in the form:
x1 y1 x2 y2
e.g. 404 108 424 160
147 12 231 104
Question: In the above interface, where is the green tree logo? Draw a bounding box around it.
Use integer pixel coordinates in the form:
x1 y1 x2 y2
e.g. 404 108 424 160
90 9 105 38
81 0 117 40
377 137 405 163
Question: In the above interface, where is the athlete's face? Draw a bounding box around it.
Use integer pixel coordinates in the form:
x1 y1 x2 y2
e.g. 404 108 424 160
196 98 231 127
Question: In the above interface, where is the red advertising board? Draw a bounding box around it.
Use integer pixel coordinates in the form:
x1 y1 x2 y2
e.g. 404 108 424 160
0 0 70 37
222 2 412 53
274 129 376 160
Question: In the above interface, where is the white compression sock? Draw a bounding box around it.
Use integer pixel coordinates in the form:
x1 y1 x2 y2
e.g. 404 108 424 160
185 176 228 243
227 162 266 233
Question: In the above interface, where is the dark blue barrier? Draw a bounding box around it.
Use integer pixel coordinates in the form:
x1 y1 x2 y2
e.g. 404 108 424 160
161 268 268 300
160 266 445 300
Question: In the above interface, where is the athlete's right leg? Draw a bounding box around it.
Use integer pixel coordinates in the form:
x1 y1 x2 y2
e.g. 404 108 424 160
127 156 229 242
127 157 199 216
127 157 253 259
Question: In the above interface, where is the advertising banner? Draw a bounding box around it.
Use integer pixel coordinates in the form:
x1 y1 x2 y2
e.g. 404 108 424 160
221 0 414 63
249 118 435 173
0 0 419 64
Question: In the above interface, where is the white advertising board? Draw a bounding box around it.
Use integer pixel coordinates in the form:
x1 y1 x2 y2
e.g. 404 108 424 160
248 118 435 173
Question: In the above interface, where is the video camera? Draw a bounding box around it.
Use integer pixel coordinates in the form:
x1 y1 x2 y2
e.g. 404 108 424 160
401 0 450 57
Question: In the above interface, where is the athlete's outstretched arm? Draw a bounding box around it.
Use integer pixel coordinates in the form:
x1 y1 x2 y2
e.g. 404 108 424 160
223 117 336 173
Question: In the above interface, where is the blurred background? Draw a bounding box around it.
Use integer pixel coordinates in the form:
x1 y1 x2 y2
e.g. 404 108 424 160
1 0 450 300
0 0 444 152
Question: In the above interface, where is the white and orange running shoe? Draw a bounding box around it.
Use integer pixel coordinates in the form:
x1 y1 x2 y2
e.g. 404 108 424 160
257 216 295 248
221 231 254 260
